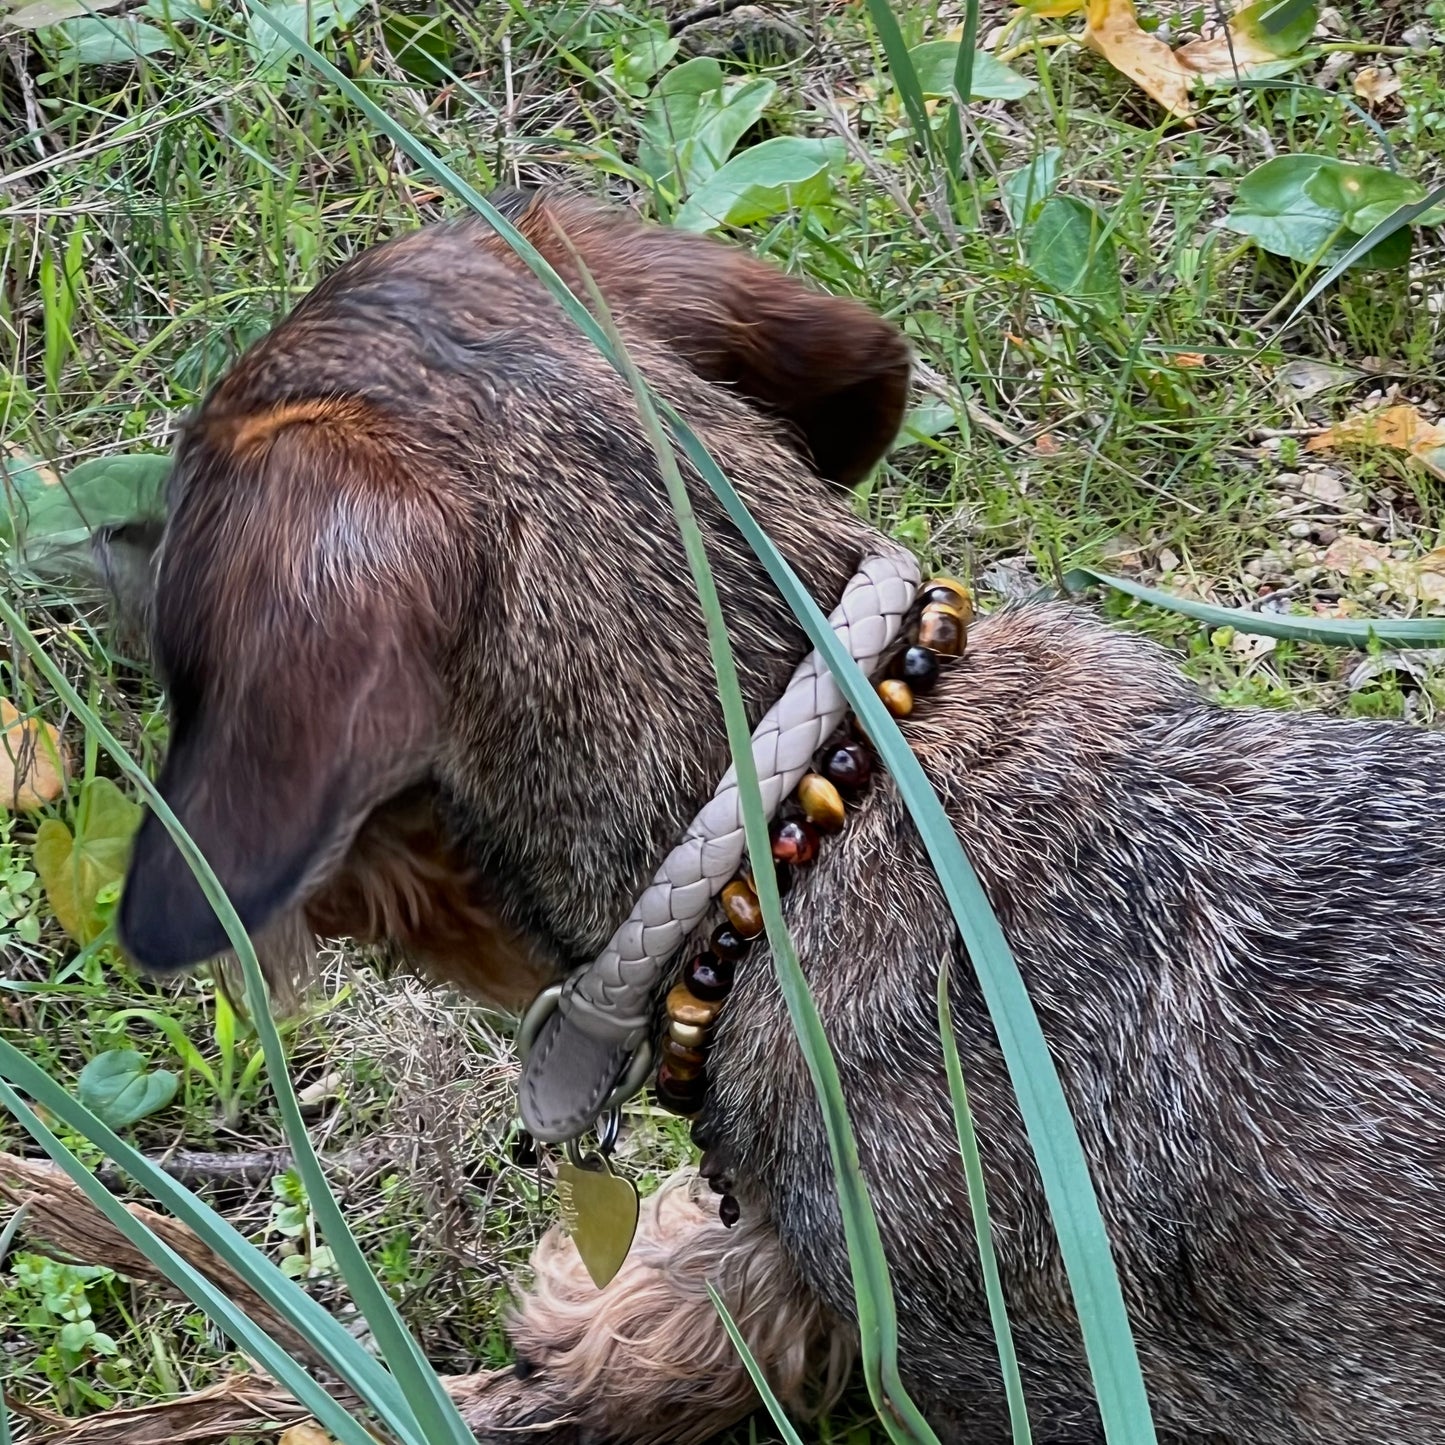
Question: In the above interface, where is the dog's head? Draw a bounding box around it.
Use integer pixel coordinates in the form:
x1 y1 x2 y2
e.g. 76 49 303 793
106 189 912 996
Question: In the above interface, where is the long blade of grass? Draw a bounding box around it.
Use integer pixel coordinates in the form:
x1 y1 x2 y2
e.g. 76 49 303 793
0 594 469 1445
1062 568 1445 647
705 1283 808 1445
166 18 1162 1440
0 1077 378 1445
863 0 934 159
938 963 1031 1445
573 253 936 1443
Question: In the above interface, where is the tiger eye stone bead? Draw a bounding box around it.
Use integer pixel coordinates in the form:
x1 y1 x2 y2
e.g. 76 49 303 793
668 1019 707 1049
797 773 846 832
921 577 974 622
770 818 819 866
683 951 735 1002
666 982 721 1029
721 879 764 938
709 923 749 961
655 1064 706 1116
877 678 914 718
898 644 940 694
917 602 966 657
823 741 872 793
660 1035 707 1079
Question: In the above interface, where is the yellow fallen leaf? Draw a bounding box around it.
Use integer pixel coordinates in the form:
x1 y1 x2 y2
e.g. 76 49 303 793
1306 404 1445 481
1353 65 1402 106
1084 0 1195 119
279 1426 335 1445
0 698 65 812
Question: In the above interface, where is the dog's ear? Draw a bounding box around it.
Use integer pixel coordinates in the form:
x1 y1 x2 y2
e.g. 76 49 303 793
116 406 454 977
512 192 913 489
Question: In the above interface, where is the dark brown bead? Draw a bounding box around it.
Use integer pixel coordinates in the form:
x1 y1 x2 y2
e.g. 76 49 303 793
745 856 791 898
823 741 872 793
718 1194 741 1228
918 603 966 657
797 772 846 832
721 879 764 938
683 951 734 1002
877 679 914 718
899 645 940 693
710 923 750 962
655 1063 707 1116
771 818 819 866
662 1035 707 1074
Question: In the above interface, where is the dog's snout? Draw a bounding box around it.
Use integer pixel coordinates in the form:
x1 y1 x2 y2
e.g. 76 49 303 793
117 812 232 973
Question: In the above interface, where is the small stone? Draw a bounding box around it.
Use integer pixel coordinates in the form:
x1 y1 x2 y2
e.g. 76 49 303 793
1287 521 1313 539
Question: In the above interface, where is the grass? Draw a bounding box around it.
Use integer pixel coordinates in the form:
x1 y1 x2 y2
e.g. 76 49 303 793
2 0 1444 1440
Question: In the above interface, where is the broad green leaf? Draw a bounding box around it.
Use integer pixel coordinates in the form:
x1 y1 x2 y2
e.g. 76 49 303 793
381 13 454 87
1301 158 1426 235
1228 0 1319 57
40 14 169 69
906 40 1036 100
1002 148 1063 228
77 1048 178 1129
245 0 364 78
1026 195 1123 316
2 0 125 28
1 450 170 576
674 136 844 233
1224 155 1413 270
32 776 141 944
638 57 776 194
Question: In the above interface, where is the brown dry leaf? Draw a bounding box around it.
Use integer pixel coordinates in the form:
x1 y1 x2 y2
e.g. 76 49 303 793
1033 432 1061 455
279 1427 335 1445
1173 352 1207 368
1386 548 1445 606
1 697 65 811
1175 22 1283 73
1353 65 1402 105
1306 404 1445 482
1083 0 1195 119
1321 535 1389 575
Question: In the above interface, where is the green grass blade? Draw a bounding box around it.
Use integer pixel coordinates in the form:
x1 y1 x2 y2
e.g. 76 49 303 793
662 432 1160 1444
706 1283 808 1445
1062 568 1445 647
0 594 464 1445
575 257 936 1444
863 0 934 159
0 1077 379 1445
938 964 1032 1445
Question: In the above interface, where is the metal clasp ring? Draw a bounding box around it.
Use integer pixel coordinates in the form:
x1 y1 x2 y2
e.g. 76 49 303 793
515 979 657 1121
563 1106 622 1167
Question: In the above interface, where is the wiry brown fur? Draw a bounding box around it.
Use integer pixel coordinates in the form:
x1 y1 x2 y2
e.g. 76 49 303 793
110 188 1445 1444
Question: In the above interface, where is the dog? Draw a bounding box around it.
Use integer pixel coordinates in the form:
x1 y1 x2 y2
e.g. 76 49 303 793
105 187 1445 1445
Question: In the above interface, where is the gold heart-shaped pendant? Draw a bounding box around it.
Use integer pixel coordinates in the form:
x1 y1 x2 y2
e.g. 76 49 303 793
556 1152 639 1290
